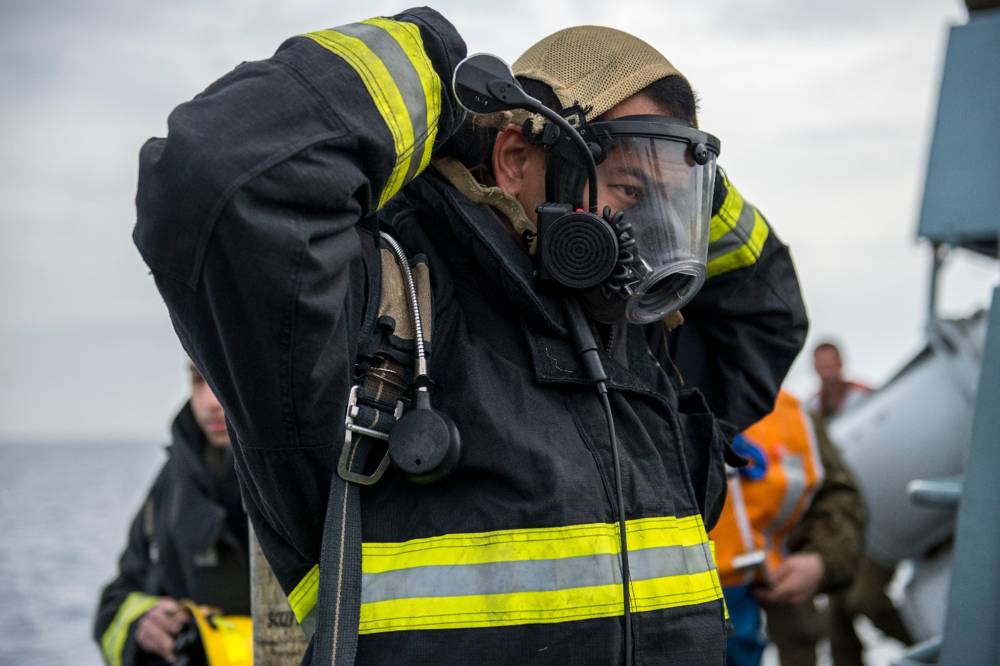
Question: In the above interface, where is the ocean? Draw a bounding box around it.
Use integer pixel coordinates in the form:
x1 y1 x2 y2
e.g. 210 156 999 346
0 443 164 665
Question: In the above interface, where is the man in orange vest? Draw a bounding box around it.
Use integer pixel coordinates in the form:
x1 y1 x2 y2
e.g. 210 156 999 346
711 390 865 666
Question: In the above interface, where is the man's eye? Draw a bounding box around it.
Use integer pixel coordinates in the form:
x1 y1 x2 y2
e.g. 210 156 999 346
612 184 643 201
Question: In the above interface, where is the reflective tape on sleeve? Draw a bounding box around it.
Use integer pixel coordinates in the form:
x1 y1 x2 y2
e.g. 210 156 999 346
100 591 159 666
707 176 770 279
304 17 441 209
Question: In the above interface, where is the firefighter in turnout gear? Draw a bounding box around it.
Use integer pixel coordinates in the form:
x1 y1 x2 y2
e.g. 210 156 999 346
94 364 251 665
133 8 807 664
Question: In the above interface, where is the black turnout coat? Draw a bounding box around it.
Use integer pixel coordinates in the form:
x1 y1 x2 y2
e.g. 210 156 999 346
93 404 249 665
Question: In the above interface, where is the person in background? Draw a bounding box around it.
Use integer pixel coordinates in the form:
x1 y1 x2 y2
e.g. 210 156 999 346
93 362 250 665
808 341 872 419
807 342 915 664
712 390 865 666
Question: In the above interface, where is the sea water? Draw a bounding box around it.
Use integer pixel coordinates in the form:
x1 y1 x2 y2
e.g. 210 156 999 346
0 443 163 665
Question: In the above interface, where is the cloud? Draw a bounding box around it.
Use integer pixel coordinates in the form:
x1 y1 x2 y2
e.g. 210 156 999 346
0 0 989 441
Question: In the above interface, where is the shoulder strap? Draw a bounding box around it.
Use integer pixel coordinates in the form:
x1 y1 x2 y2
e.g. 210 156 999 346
313 230 433 664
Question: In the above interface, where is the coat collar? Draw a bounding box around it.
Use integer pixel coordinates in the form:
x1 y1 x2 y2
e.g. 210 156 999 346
404 168 568 335
399 171 679 409
164 403 233 554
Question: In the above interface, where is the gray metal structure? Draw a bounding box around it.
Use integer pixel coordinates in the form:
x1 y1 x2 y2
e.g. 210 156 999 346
938 288 1000 664
917 9 1000 257
895 6 1000 665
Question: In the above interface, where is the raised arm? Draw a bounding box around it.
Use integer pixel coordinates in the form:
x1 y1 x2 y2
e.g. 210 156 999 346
132 7 466 610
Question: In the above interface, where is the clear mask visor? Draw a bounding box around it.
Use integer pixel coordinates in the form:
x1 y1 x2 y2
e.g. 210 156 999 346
589 133 716 324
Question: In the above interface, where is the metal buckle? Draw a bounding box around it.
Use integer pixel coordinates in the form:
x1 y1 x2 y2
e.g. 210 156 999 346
337 385 401 485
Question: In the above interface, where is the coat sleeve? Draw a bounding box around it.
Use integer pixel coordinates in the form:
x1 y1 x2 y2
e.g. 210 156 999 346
93 489 162 666
132 8 467 616
663 170 809 432
788 416 867 592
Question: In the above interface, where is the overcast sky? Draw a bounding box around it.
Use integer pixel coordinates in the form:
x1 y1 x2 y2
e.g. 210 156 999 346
1 0 996 444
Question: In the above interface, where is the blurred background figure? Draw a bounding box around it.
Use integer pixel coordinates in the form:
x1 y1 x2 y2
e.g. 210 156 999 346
807 340 914 665
808 342 913 666
712 390 865 666
93 362 250 666
808 342 872 420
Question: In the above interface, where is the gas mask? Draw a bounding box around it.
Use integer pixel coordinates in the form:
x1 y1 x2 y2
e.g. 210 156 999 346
453 53 721 325
542 115 719 324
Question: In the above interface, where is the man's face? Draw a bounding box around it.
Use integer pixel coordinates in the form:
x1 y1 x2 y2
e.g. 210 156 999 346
189 364 230 447
813 348 843 385
586 94 682 217
498 93 672 227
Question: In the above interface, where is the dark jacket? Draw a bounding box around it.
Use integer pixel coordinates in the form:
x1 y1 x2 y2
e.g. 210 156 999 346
790 415 866 591
131 7 807 664
93 403 250 666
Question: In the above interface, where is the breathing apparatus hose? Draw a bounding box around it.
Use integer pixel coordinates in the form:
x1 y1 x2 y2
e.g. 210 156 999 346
565 298 634 666
508 98 599 215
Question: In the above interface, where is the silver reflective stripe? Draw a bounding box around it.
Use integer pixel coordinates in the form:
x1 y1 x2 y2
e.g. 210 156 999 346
708 199 756 260
773 453 806 529
336 22 430 185
361 543 714 604
299 610 317 641
727 474 755 553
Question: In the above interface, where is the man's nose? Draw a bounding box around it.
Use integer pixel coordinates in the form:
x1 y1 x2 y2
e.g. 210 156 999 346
205 389 224 413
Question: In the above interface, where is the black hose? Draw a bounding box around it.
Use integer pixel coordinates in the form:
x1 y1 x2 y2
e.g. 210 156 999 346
564 298 633 665
599 383 633 666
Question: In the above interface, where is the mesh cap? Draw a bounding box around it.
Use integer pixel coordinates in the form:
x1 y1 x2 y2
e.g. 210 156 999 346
512 26 687 122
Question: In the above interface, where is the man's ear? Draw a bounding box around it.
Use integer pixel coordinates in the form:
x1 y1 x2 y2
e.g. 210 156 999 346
492 123 533 196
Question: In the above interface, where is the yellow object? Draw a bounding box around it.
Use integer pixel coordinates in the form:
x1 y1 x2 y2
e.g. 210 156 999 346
182 601 253 666
709 391 825 588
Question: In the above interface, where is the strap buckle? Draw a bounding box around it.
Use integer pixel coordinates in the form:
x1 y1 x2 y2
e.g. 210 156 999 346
337 384 401 485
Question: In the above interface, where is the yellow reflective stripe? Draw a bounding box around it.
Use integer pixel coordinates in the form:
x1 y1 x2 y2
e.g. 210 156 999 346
99 591 159 666
707 207 769 279
287 564 319 623
305 29 412 208
709 541 730 621
359 569 722 634
709 174 742 243
305 18 441 210
358 515 724 634
362 514 709 573
362 18 441 181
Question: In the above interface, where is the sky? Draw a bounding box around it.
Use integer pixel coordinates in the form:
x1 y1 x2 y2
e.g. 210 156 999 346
0 0 996 444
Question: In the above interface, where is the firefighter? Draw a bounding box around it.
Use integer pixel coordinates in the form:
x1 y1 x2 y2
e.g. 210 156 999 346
94 363 251 665
133 9 807 663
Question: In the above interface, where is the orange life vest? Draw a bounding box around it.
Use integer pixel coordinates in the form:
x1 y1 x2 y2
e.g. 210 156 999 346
709 390 825 588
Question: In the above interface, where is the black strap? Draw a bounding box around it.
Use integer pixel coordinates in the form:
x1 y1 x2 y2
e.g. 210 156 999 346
312 227 432 664
312 470 363 665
